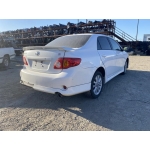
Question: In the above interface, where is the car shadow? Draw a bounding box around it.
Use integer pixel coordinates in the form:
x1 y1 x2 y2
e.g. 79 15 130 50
2 69 150 131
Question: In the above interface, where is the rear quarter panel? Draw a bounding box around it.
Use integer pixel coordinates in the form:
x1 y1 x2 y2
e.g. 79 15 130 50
64 36 104 86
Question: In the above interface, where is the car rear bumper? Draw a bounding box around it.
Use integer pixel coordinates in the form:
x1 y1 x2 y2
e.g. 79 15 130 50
20 69 91 96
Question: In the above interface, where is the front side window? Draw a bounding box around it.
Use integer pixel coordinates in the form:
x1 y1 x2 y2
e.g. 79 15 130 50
97 36 111 50
108 38 121 50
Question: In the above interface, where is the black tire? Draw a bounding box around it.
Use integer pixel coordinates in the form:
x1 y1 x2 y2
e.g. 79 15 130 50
2 56 10 69
89 71 104 99
121 60 127 75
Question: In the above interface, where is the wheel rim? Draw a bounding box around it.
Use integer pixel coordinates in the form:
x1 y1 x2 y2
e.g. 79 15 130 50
4 58 9 67
93 75 102 95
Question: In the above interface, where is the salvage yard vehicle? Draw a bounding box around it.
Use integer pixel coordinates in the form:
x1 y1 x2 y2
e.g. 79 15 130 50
20 34 129 98
0 47 16 69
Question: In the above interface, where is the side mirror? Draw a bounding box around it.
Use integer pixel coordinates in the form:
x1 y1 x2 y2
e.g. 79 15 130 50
123 47 128 51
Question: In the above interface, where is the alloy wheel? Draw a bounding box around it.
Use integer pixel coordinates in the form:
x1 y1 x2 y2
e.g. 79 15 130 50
93 74 102 95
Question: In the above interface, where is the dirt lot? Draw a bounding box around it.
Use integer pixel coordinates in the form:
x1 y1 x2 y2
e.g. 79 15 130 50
0 56 150 131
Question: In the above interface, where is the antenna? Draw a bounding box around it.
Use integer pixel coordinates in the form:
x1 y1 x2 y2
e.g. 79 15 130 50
136 19 139 41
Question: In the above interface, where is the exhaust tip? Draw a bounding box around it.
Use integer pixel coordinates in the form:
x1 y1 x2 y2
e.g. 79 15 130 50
55 92 63 97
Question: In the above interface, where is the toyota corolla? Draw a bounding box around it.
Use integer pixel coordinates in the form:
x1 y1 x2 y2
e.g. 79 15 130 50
20 34 129 98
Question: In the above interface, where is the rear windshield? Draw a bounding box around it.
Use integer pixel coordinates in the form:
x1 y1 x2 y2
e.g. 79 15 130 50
45 35 91 48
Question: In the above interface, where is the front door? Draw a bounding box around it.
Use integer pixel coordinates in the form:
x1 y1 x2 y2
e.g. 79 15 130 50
108 38 125 73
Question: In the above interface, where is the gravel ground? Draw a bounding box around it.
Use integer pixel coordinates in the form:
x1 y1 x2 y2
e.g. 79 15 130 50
0 56 150 131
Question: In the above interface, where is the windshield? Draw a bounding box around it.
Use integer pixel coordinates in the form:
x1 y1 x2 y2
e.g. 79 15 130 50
45 35 91 48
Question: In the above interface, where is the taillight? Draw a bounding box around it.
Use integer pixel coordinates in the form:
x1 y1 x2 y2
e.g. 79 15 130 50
23 56 28 65
54 58 81 69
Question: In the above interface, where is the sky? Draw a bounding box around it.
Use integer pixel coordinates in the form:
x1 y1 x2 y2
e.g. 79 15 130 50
0 19 149 41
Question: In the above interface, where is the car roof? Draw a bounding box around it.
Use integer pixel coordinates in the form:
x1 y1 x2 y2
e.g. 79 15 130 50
64 33 111 38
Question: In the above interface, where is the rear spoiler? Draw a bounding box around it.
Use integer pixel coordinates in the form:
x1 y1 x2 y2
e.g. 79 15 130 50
23 46 72 51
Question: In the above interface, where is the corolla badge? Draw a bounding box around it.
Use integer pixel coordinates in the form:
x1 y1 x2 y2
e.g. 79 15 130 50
35 51 40 56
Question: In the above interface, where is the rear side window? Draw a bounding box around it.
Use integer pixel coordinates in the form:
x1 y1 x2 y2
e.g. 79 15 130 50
97 39 101 50
45 35 91 48
108 38 121 50
97 36 111 50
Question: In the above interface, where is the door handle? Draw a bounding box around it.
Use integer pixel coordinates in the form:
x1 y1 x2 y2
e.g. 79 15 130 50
102 55 107 58
102 55 115 58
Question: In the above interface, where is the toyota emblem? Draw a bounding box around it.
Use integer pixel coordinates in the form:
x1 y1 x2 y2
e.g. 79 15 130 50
35 51 40 56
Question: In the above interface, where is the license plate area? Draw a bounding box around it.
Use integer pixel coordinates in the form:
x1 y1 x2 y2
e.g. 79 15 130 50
31 60 50 70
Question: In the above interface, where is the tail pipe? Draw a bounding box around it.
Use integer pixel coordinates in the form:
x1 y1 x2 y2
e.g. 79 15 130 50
55 92 63 97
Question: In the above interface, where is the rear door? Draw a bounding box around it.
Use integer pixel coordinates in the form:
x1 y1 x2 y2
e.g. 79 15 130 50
97 36 117 79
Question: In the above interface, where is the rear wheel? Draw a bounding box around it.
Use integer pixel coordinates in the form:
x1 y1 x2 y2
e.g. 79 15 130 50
2 56 10 69
89 71 103 99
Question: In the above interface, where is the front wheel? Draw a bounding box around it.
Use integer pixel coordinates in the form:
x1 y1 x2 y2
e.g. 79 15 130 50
90 71 104 99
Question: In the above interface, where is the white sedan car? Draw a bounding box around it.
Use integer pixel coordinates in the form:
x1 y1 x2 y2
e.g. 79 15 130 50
20 34 129 98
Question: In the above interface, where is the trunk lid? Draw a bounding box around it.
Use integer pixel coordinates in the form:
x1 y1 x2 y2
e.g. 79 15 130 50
23 46 72 74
